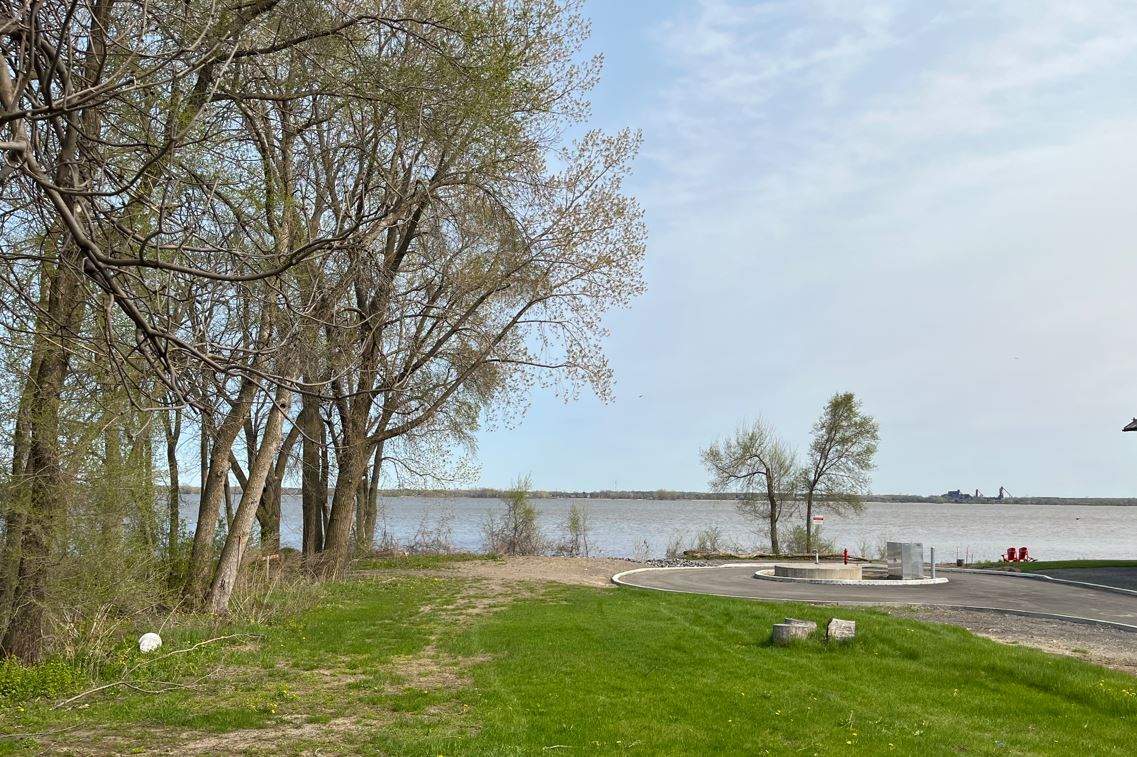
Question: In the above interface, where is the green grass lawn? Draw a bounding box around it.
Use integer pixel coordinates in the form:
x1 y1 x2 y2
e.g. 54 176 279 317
2 562 1135 754
975 559 1137 573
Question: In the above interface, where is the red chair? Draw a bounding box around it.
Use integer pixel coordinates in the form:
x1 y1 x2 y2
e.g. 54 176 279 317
1005 547 1017 563
1017 546 1031 562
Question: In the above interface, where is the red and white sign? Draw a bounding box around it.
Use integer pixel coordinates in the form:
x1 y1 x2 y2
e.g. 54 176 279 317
811 515 825 524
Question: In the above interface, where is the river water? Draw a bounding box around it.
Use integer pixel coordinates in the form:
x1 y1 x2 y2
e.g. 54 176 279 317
180 495 1137 562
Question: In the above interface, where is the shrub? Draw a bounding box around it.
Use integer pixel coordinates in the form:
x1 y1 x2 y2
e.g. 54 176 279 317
44 529 171 668
667 526 736 556
693 525 727 553
223 559 325 626
785 525 837 554
664 532 687 559
854 536 889 561
407 509 455 554
483 476 545 556
0 658 88 706
373 529 402 556
554 502 591 557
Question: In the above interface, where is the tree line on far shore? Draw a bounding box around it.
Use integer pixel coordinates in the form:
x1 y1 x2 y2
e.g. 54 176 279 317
159 486 1137 507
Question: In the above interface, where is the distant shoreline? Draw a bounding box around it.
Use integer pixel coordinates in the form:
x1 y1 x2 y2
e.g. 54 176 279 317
168 486 1137 506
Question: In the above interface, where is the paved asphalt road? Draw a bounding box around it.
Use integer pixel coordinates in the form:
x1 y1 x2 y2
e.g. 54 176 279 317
1045 567 1137 591
614 565 1137 630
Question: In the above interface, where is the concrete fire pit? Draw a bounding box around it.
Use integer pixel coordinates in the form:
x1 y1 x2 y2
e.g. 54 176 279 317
754 562 948 586
774 563 863 580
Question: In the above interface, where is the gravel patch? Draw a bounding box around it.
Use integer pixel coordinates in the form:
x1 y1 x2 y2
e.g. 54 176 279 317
642 558 713 568
892 606 1137 676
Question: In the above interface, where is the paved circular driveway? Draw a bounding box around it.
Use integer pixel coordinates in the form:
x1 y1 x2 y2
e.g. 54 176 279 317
613 564 1137 631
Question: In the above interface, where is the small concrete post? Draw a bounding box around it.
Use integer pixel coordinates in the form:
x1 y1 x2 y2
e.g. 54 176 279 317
930 547 936 579
814 551 819 564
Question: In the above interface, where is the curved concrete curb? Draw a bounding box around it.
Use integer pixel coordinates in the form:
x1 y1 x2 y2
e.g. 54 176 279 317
612 563 1137 634
754 569 949 586
940 567 1137 599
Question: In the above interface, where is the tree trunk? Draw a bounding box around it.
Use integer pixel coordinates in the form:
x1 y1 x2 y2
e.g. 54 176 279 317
804 490 813 554
257 481 280 555
223 477 235 527
0 337 43 639
1 363 70 661
321 438 369 575
319 436 330 536
257 423 298 555
207 384 292 614
259 482 282 554
163 407 182 574
199 413 209 495
0 0 119 660
300 396 324 556
766 478 781 556
0 252 86 661
353 471 368 552
183 378 257 603
129 420 158 551
363 441 384 551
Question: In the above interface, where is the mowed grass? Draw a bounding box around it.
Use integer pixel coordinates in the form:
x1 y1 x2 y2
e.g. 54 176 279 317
976 559 1137 573
399 588 1137 755
3 565 1136 754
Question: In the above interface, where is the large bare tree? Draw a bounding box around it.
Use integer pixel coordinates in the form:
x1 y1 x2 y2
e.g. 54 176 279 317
702 420 798 555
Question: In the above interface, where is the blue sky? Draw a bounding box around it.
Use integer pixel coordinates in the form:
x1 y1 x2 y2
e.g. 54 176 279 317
471 0 1137 496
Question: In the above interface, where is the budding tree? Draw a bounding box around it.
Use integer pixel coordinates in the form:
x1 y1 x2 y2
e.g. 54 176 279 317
0 0 648 658
800 392 879 553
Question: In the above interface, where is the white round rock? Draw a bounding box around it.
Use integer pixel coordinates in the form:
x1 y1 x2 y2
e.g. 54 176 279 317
138 632 163 653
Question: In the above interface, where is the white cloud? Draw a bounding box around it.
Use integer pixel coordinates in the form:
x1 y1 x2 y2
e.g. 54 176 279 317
645 1 1137 233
